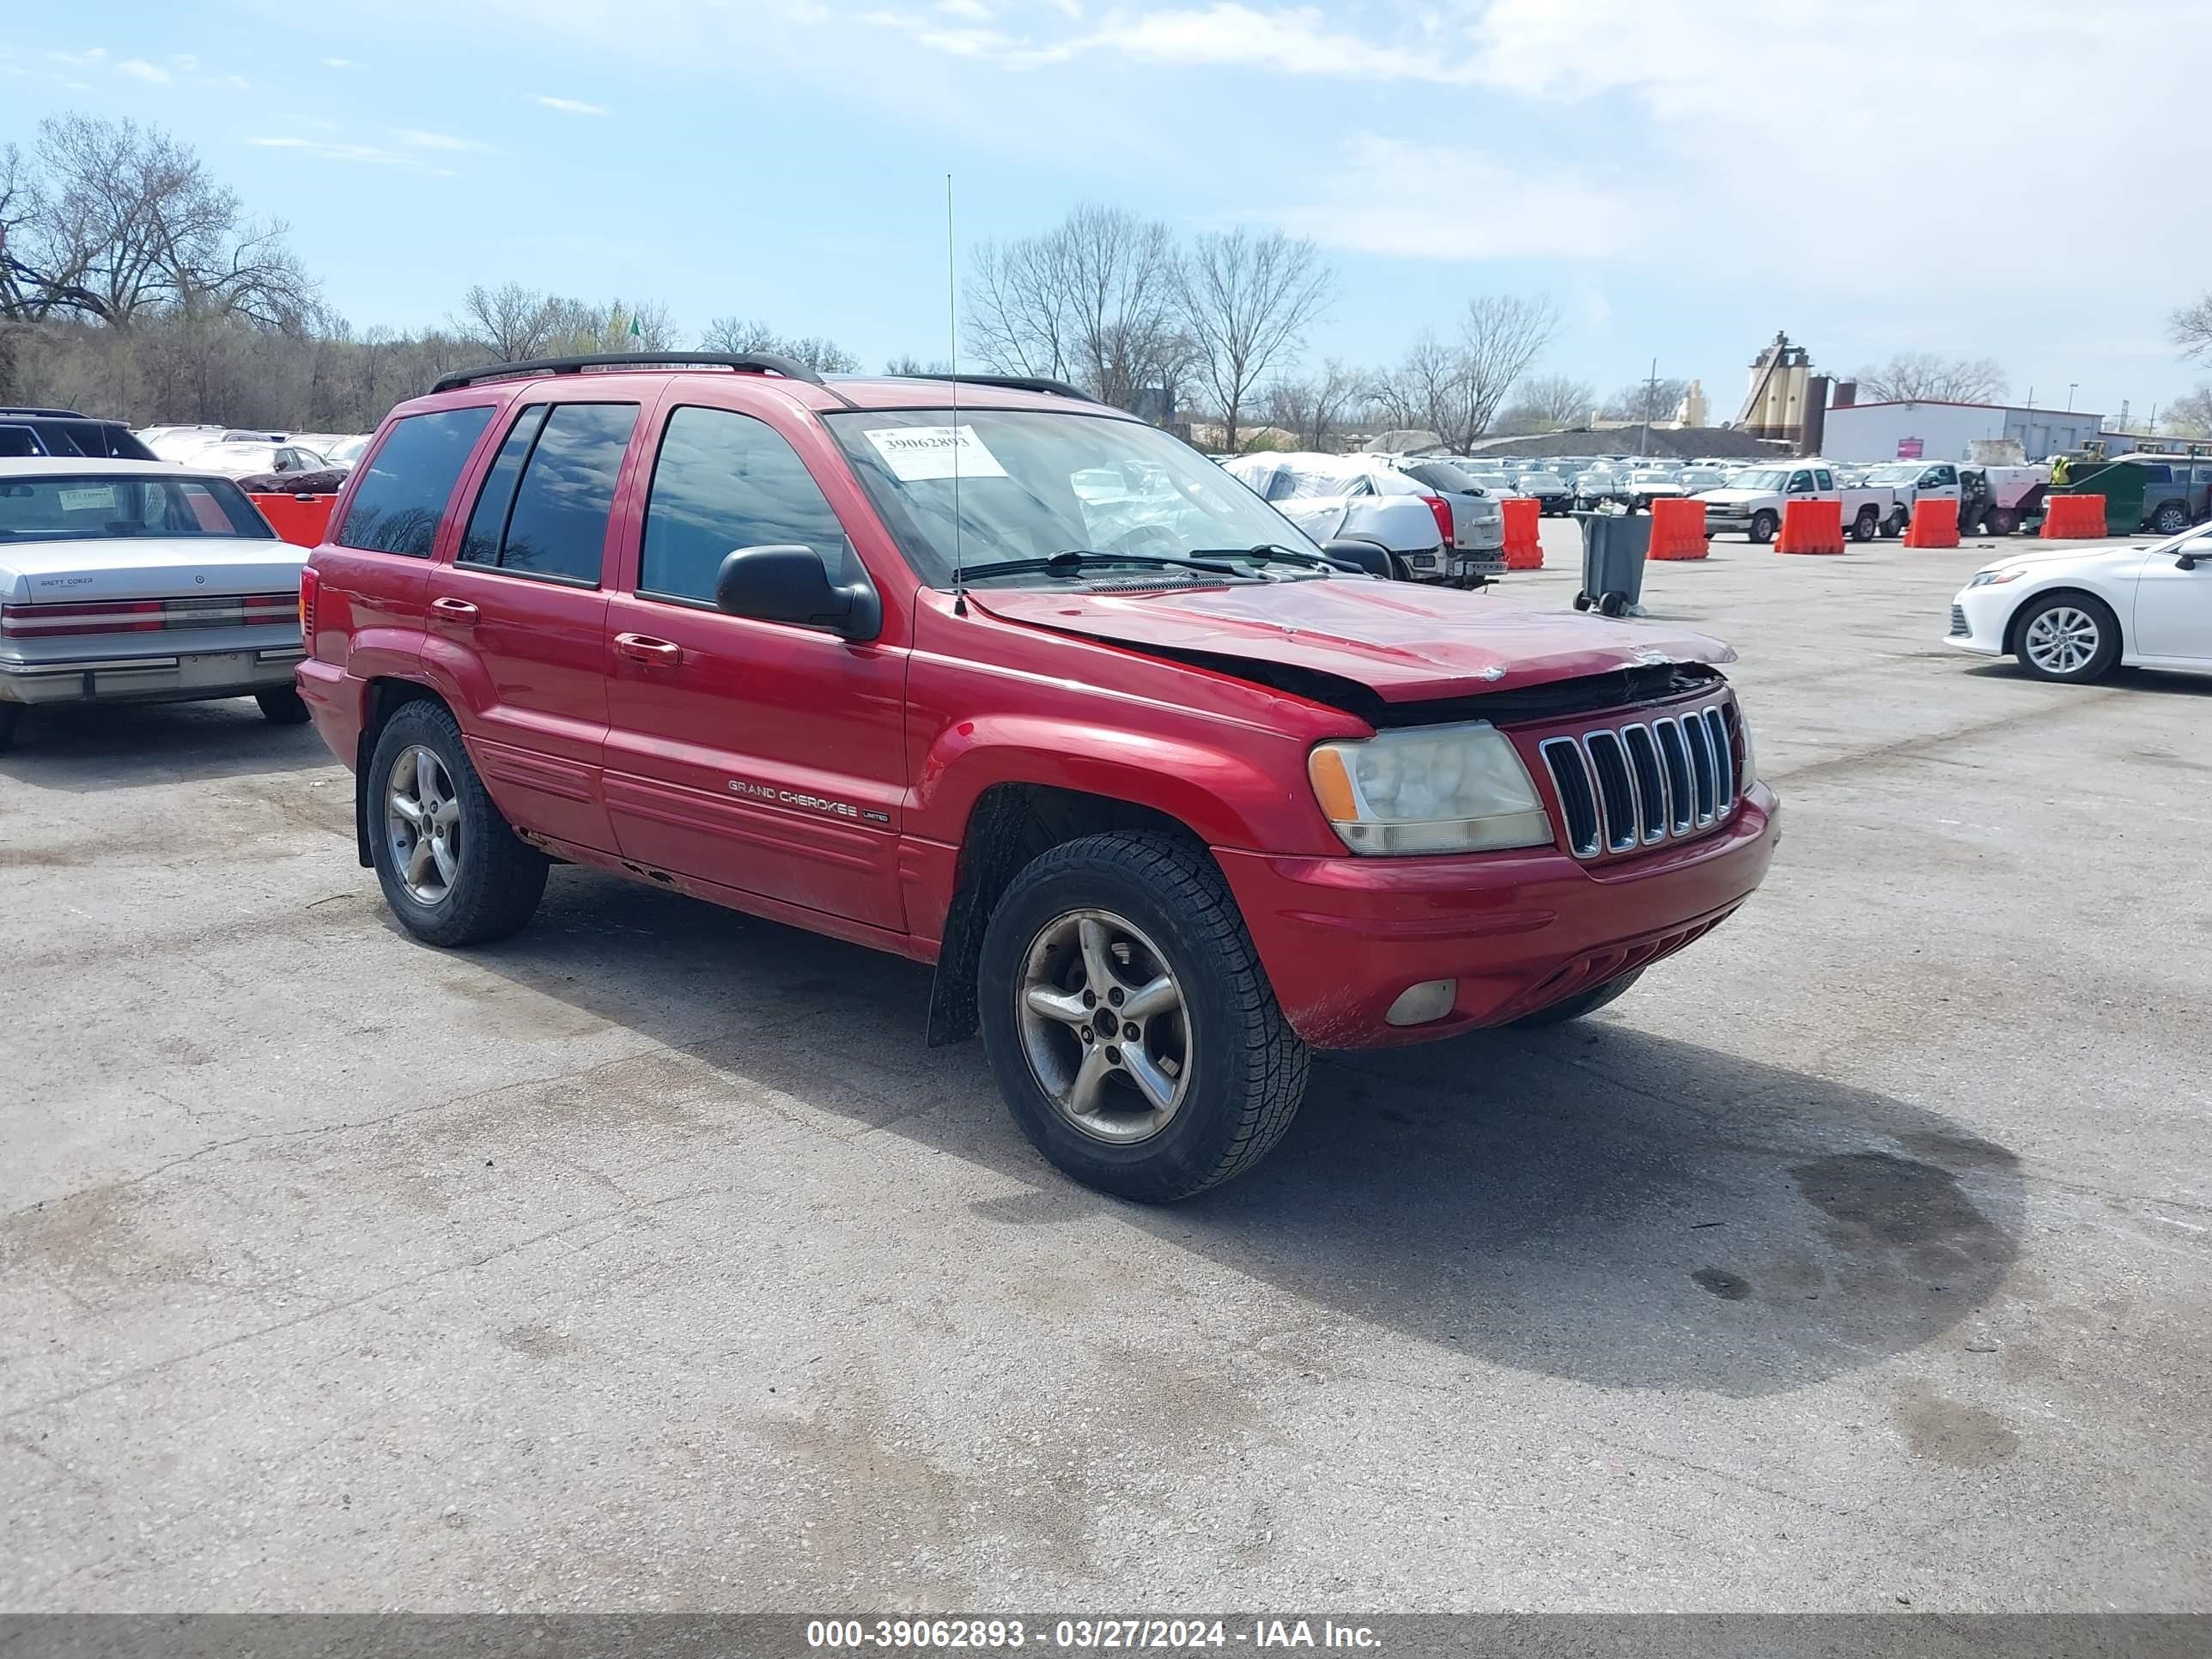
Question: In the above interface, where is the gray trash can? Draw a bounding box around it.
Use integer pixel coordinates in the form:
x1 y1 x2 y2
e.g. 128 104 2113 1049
1571 510 1651 617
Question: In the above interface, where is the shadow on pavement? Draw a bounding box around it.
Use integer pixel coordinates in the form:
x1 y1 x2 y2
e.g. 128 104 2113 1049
461 866 2023 1401
0 697 331 791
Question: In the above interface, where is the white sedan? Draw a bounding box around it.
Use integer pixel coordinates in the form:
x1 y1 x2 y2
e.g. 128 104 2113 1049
0 459 308 751
1946 526 2212 683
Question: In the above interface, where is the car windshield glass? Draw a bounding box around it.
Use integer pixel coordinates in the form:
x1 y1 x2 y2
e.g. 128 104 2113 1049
1732 469 1789 489
0 472 276 542
825 409 1328 586
1864 465 1919 483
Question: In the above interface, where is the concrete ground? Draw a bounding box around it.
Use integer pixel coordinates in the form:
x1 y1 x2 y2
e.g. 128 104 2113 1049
3 526 2207 1613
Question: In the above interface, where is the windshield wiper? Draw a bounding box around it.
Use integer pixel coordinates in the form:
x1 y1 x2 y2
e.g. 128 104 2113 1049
1187 543 1339 572
963 549 1249 581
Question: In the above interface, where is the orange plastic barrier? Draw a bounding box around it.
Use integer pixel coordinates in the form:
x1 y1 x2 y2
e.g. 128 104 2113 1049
1903 496 1960 548
2041 494 2106 539
1647 498 1709 560
249 492 337 548
1776 497 1846 555
1500 496 1542 569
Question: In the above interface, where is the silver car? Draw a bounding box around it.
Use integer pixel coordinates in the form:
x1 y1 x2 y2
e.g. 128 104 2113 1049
0 459 307 752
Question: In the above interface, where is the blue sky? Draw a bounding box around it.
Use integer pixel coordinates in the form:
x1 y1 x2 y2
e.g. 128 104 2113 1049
6 0 2208 424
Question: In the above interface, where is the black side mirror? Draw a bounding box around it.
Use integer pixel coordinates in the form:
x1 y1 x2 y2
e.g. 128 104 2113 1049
714 544 882 640
1322 538 1392 579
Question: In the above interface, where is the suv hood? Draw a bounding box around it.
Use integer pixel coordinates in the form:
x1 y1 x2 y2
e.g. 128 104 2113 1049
970 579 1734 702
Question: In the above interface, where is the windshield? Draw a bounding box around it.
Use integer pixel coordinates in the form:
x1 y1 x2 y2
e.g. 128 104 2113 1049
1864 465 1921 483
0 472 276 542
827 410 1328 586
1729 469 1790 490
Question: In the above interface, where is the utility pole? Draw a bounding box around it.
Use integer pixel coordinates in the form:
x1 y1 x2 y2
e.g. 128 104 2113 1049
2067 383 2078 411
1639 357 1657 457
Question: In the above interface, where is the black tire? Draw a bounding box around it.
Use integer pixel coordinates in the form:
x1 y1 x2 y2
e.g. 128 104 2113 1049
1598 591 1629 617
1989 507 2018 537
366 700 549 946
1880 511 1905 539
1850 507 1879 543
0 703 19 754
2012 591 2121 684
978 830 1309 1202
2151 501 2189 535
1748 510 1778 545
1511 968 1644 1028
256 686 312 725
1573 591 1593 611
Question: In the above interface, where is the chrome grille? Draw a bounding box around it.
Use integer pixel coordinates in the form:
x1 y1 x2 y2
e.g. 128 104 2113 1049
1539 700 1739 861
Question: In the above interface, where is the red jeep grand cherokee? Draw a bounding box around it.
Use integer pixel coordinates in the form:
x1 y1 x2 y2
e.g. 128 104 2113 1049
299 353 1778 1200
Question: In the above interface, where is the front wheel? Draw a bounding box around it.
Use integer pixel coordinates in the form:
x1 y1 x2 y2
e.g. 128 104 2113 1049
2014 592 2120 684
367 700 549 946
1881 511 1905 539
978 831 1309 1202
1511 969 1644 1028
1748 511 1778 545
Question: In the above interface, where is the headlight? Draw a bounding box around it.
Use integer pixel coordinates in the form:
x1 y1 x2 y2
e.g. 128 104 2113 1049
1968 568 2024 586
1736 706 1759 789
1307 722 1553 855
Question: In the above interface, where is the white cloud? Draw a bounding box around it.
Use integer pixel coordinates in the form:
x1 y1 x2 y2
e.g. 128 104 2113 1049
535 94 608 115
117 58 171 83
1263 136 1635 262
249 136 458 177
938 0 992 17
393 128 496 152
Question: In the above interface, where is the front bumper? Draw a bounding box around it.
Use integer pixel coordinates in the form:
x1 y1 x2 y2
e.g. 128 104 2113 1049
1218 784 1779 1048
0 646 305 706
1944 585 2011 656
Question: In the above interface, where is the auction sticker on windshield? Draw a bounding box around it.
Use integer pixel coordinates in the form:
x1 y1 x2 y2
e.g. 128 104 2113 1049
863 425 1008 483
58 487 120 512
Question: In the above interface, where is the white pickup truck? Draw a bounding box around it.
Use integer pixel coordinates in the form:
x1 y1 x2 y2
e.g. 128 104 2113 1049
1694 461 1899 544
1862 460 2051 538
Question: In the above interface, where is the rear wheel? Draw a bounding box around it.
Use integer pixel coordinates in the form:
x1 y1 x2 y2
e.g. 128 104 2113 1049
1748 511 1778 545
367 700 549 946
2152 501 2189 535
2014 592 2120 684
1989 507 2019 536
256 686 311 725
1850 507 1879 543
978 831 1308 1202
1512 969 1644 1028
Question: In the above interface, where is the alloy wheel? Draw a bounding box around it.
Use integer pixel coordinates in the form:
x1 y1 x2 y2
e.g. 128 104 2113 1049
386 744 462 904
1017 908 1192 1146
2022 606 2100 677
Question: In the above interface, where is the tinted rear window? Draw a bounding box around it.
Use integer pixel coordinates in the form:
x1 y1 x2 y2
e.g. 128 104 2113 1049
490 402 637 583
337 406 496 557
1403 462 1476 492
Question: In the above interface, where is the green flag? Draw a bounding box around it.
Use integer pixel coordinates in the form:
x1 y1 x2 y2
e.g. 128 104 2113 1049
629 315 642 339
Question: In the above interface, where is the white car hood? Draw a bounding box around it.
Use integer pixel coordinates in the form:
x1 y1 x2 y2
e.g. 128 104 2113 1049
0 536 305 604
1697 488 1765 506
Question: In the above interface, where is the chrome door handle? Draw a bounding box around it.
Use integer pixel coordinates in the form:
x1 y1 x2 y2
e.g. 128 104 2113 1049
615 632 681 665
430 597 478 620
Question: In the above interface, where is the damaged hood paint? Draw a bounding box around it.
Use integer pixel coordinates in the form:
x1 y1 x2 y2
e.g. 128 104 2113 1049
969 579 1735 701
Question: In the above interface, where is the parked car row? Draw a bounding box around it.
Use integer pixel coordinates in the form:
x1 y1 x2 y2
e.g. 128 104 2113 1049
137 423 374 477
1223 453 1505 587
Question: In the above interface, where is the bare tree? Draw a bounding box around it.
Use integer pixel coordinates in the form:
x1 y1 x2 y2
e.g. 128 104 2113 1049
699 316 859 372
1 116 313 329
1448 294 1556 447
453 283 563 360
2172 295 2212 365
1600 375 1691 424
1176 228 1334 453
884 354 952 376
966 204 1188 416
1498 373 1595 433
1264 358 1362 451
2167 385 2212 438
1852 351 2009 404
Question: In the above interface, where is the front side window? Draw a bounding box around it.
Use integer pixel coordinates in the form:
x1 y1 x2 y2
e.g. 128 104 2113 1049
337 405 496 557
1789 471 1814 492
832 409 1328 587
640 405 854 603
0 473 276 542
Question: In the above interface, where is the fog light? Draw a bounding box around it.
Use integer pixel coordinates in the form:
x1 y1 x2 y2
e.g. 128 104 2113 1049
1384 979 1457 1026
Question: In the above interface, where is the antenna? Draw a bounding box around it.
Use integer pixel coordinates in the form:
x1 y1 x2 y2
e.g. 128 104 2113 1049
947 173 966 616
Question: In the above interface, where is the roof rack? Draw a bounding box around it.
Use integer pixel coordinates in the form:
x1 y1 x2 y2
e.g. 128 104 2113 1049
0 406 88 419
431 351 827 395
904 373 1099 405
